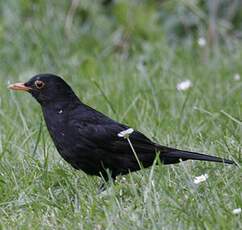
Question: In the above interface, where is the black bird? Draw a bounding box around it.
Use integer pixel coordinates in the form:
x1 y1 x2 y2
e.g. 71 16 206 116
9 74 235 186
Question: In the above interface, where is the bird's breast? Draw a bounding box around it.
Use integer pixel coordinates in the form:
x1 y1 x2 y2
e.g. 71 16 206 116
42 108 68 142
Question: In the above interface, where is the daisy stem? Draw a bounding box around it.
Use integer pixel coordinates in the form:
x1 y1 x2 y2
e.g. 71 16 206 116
127 137 143 170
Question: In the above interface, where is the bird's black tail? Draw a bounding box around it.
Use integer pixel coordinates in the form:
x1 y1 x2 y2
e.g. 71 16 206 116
159 147 235 165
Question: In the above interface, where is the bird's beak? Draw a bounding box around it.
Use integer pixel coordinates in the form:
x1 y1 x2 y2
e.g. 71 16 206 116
8 82 31 92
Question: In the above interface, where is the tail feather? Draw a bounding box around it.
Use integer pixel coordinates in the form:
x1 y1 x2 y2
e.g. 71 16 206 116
159 147 235 165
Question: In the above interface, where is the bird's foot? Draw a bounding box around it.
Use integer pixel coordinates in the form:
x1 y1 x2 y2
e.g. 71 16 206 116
98 181 107 194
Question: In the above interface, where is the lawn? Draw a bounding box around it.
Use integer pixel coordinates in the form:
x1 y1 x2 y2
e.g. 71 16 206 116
0 1 241 229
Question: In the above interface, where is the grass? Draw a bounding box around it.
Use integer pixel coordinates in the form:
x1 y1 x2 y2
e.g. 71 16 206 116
0 1 241 229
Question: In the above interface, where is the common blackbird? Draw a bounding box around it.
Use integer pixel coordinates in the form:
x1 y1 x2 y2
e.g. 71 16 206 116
9 74 235 185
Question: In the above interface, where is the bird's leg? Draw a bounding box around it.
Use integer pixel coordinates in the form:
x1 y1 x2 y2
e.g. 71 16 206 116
98 181 107 193
98 172 116 194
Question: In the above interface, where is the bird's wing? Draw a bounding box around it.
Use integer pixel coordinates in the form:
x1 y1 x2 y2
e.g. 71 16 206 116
70 117 154 151
67 110 158 173
68 105 154 149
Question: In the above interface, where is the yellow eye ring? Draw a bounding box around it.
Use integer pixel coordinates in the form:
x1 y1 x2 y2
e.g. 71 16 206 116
35 80 45 89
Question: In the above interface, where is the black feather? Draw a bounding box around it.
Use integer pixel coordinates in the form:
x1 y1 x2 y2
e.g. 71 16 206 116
11 74 235 183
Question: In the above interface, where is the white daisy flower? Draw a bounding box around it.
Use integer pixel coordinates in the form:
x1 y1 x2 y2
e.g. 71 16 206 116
176 80 192 91
198 37 206 47
234 73 240 81
118 128 134 138
232 208 241 215
193 174 208 184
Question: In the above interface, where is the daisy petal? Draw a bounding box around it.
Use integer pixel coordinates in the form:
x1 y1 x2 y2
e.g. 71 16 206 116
118 128 134 138
198 37 206 47
232 208 241 215
193 174 208 184
234 73 240 81
176 80 192 91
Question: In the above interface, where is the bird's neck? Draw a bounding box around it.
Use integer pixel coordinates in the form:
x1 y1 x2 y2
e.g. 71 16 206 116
41 99 81 142
42 98 80 114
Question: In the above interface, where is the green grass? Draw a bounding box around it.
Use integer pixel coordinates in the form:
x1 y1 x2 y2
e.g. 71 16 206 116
0 1 241 229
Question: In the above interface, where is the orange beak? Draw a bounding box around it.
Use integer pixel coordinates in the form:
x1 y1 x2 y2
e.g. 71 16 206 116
8 82 31 92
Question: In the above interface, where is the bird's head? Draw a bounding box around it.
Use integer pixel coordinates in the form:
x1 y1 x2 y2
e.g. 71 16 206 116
8 73 78 106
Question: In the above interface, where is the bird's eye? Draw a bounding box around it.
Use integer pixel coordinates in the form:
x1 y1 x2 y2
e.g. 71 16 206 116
35 80 45 89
